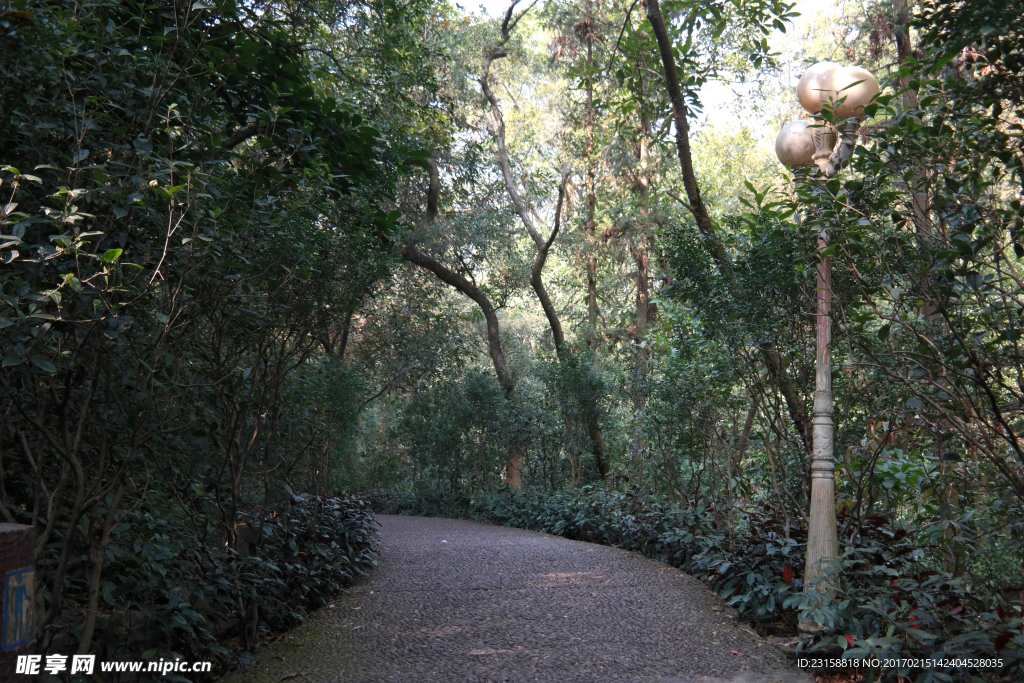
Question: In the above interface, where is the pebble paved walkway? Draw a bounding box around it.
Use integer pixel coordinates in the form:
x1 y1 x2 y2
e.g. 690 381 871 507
227 515 810 683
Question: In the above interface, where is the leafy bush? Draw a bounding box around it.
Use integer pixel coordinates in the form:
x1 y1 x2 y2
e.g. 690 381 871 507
36 493 378 680
787 519 1024 682
391 370 517 492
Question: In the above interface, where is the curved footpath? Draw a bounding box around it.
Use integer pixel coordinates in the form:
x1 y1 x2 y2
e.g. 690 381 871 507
227 515 811 683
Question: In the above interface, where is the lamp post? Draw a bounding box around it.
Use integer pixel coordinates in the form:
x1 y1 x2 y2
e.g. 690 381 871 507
774 62 879 630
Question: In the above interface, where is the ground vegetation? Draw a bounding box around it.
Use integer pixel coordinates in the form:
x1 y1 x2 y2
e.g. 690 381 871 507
2 0 1023 680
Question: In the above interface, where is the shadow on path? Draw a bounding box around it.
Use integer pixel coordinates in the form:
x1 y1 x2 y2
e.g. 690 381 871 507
225 515 810 683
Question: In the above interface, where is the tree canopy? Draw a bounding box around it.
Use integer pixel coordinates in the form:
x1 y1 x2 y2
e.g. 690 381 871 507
2 0 1023 678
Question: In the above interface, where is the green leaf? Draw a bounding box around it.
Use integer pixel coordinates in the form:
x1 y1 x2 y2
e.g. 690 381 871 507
101 248 124 263
29 355 56 372
153 184 188 200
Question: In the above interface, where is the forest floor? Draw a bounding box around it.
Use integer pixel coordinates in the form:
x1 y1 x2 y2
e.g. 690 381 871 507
225 515 813 683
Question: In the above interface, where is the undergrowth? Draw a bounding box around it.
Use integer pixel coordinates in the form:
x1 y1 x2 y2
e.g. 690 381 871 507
36 493 378 681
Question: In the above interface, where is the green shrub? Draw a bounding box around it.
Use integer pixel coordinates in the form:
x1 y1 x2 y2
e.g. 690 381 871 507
36 493 378 680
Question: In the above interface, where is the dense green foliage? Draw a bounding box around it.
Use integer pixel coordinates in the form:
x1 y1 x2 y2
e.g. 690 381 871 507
58 493 378 671
0 0 426 674
358 1 1024 679
4 0 1024 680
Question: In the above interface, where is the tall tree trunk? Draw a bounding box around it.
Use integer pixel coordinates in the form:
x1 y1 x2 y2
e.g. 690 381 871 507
479 33 563 353
646 0 813 464
584 14 600 344
645 0 729 274
891 0 919 110
631 114 653 411
634 116 653 358
338 307 355 358
762 343 813 456
892 0 930 236
78 483 124 655
478 2 610 480
401 158 521 486
729 399 758 550
582 8 609 478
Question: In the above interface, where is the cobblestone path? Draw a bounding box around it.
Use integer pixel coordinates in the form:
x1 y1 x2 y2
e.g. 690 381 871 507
227 515 810 683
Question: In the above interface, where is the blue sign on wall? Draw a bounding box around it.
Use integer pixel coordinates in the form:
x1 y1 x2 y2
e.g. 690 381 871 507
3 569 35 651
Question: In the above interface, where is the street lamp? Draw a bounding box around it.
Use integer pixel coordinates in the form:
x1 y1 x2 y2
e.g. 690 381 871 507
774 62 879 629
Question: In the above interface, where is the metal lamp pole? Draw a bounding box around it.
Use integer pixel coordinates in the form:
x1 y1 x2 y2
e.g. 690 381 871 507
775 63 879 629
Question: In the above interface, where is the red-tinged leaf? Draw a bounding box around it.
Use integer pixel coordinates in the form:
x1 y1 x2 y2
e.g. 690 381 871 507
995 633 1011 652
845 635 855 646
783 564 793 583
950 605 964 615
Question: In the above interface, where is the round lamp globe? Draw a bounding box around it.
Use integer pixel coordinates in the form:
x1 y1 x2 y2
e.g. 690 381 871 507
796 62 840 114
775 120 816 167
823 66 880 119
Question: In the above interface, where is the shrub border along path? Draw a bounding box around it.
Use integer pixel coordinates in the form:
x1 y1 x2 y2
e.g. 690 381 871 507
228 515 810 682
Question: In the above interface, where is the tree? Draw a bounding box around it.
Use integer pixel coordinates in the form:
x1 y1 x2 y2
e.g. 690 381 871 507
0 0 435 661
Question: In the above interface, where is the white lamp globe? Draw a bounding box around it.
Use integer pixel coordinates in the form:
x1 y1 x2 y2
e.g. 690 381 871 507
775 120 816 167
823 66 880 119
796 62 840 114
